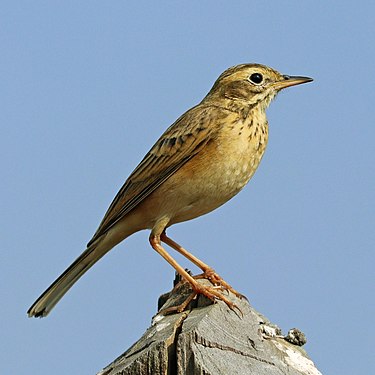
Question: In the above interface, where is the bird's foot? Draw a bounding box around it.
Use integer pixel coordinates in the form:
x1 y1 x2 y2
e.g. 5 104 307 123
158 291 198 316
159 283 242 316
194 268 247 301
158 276 243 317
192 281 243 317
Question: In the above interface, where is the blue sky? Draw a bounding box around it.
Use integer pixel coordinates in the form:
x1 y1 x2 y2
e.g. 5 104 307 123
1 1 374 374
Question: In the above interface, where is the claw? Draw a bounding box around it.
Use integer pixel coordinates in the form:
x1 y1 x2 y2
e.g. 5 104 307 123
158 291 198 316
192 282 243 316
194 268 246 301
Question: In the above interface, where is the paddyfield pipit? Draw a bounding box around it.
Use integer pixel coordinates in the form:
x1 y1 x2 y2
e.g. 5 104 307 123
28 63 312 317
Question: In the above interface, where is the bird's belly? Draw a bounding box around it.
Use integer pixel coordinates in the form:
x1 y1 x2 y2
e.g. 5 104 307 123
166 134 267 224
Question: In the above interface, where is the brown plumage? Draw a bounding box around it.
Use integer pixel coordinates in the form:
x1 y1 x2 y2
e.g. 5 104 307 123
28 63 312 317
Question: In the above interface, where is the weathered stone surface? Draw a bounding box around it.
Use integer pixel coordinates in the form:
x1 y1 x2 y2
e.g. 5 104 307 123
98 279 322 375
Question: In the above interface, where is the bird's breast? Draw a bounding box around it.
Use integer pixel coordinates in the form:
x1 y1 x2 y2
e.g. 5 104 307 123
162 115 269 224
212 116 269 195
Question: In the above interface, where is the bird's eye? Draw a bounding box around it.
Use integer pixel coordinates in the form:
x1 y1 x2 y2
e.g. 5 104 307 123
249 73 263 84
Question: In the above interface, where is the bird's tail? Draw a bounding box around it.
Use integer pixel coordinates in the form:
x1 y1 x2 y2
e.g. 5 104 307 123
27 240 111 318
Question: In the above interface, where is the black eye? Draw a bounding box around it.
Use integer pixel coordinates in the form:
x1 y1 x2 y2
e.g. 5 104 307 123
249 73 263 84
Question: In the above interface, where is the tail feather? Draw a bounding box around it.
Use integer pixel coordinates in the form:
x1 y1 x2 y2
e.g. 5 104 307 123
27 242 110 318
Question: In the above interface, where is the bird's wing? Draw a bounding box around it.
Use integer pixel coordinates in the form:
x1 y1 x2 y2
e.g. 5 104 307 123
87 104 222 246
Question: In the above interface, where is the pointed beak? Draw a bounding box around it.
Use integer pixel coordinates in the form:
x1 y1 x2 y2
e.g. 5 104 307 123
274 75 313 90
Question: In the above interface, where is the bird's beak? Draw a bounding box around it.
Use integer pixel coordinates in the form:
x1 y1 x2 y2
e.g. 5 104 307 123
274 75 313 90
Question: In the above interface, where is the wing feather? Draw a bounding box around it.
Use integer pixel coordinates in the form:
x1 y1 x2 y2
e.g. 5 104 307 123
87 104 221 245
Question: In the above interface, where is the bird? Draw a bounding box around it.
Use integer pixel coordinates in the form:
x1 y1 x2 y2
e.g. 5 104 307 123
27 63 312 317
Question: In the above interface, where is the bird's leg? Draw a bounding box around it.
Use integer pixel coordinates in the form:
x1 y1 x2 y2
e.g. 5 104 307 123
160 231 245 299
150 234 239 313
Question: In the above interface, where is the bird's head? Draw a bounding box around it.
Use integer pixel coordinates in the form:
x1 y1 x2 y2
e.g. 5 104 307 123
203 63 313 112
